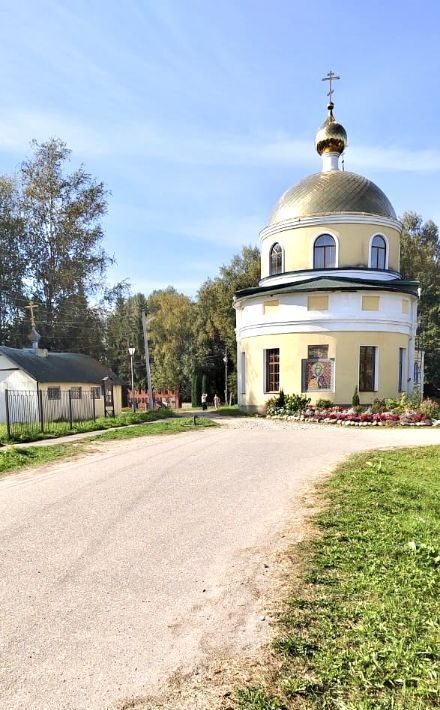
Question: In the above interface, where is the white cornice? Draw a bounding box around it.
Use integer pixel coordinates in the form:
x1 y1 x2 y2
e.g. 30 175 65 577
237 318 413 338
260 213 402 240
260 268 401 287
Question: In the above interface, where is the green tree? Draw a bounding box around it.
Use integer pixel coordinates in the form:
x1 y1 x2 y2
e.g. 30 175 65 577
0 177 27 345
147 287 195 397
20 138 111 351
400 211 440 386
105 291 147 387
194 245 260 400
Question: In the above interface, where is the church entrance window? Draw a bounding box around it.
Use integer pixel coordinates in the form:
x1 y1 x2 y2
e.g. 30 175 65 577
313 234 336 268
308 345 329 359
265 348 279 392
269 243 283 275
359 346 377 391
371 235 386 269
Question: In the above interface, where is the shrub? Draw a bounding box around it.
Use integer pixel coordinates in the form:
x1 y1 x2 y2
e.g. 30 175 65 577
265 392 310 415
277 389 286 408
286 393 311 412
316 398 332 409
400 390 422 410
419 398 440 420
352 386 360 407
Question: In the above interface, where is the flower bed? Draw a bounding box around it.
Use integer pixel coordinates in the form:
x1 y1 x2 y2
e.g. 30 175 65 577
266 393 440 427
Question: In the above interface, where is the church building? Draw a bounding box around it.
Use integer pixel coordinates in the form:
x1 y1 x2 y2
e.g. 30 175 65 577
234 79 420 411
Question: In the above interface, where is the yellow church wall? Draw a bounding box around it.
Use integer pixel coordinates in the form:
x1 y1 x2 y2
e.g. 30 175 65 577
240 330 409 410
261 223 401 276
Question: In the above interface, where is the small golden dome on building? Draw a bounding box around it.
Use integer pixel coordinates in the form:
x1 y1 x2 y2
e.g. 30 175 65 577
315 102 347 156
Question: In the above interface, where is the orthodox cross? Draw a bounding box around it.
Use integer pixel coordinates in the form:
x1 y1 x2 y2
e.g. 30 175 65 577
25 300 38 327
322 70 340 103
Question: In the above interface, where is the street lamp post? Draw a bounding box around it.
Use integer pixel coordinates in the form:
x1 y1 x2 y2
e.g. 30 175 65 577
128 346 136 411
223 347 228 405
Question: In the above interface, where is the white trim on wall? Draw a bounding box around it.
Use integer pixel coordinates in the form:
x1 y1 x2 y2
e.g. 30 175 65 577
259 268 401 287
260 212 402 240
368 232 390 269
310 230 340 270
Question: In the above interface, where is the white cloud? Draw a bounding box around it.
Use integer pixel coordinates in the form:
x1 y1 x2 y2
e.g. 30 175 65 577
1 108 439 174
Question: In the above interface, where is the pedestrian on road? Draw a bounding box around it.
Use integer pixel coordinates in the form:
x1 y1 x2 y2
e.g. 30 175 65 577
213 393 220 409
201 393 208 411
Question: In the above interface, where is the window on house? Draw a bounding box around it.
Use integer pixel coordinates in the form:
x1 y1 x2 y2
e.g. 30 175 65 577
313 234 336 269
241 352 246 394
308 345 329 359
359 346 377 392
91 386 101 399
398 348 407 392
371 235 386 269
269 243 283 275
70 386 82 400
265 348 279 392
47 387 61 400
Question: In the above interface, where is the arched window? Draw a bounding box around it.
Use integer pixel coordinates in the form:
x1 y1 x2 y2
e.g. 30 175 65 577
313 234 336 269
370 235 386 269
269 243 283 275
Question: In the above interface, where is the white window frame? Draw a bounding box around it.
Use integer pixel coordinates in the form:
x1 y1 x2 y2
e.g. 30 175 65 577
368 233 389 270
398 348 407 392
311 231 339 269
263 347 280 394
269 242 284 276
241 352 246 395
358 345 379 392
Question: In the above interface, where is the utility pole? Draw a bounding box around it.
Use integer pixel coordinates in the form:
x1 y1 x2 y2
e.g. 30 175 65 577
141 309 154 411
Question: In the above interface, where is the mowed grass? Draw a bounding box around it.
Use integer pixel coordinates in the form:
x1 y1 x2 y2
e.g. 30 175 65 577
238 446 440 710
216 405 256 417
0 408 175 445
0 417 217 476
0 443 80 477
91 415 217 441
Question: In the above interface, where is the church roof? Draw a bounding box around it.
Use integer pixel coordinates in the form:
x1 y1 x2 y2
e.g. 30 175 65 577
269 170 397 225
235 275 419 300
0 347 125 385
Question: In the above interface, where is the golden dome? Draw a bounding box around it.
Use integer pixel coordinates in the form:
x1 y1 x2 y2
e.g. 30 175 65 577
315 102 347 156
269 170 397 225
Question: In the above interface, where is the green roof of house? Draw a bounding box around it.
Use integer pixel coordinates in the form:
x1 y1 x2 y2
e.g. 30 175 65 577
0 347 125 385
235 275 419 300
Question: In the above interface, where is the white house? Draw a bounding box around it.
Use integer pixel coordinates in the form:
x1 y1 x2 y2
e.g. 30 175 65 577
0 346 124 424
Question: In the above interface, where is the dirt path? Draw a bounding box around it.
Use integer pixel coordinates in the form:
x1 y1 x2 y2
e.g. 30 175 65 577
0 418 438 709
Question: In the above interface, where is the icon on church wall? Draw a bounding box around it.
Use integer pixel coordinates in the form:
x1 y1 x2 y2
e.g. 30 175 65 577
302 359 334 391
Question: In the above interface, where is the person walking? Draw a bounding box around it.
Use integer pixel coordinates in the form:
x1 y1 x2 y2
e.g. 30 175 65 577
201 392 208 411
213 393 220 409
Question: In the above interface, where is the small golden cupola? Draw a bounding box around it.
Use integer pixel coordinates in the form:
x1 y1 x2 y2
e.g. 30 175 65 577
315 71 347 172
315 103 347 157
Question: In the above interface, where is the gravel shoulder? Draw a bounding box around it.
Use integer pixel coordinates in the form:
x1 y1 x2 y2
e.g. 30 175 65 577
0 418 438 710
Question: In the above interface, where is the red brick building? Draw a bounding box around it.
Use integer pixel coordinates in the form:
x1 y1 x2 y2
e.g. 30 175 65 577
128 388 180 410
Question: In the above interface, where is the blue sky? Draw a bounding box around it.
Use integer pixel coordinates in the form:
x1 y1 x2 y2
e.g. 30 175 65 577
1 0 439 297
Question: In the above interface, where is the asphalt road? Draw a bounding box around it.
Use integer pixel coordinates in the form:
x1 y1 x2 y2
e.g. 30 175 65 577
0 418 438 709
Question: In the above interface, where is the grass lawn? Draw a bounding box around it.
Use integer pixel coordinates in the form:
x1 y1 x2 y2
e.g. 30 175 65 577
0 443 81 477
0 408 175 445
91 416 217 441
216 405 256 417
237 446 440 710
0 417 216 476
